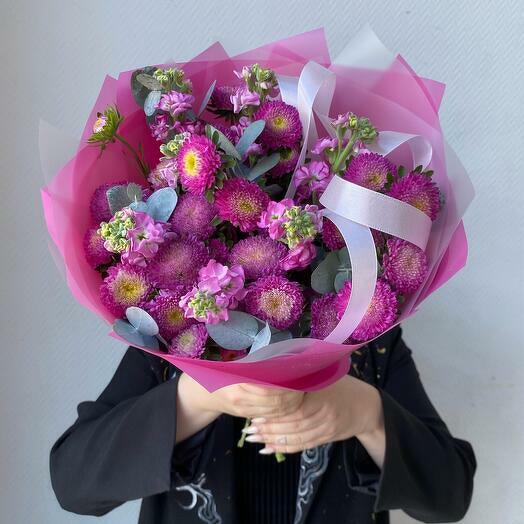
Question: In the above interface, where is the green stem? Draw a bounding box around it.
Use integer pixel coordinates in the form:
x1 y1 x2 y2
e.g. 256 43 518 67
237 417 251 448
114 134 149 178
275 452 286 463
332 132 358 173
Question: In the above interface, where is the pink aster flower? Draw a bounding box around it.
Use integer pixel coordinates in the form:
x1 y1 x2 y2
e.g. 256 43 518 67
322 218 345 251
100 263 153 317
335 279 398 342
89 181 127 223
293 160 332 202
83 227 113 268
229 236 287 280
280 241 316 271
269 144 300 178
148 157 178 190
254 101 302 149
208 238 229 264
170 192 216 240
230 87 261 113
176 134 221 195
388 172 440 220
122 211 168 267
344 152 396 192
148 236 209 290
244 275 304 330
145 289 194 342
258 198 295 241
311 293 338 339
382 238 428 293
149 113 171 142
214 178 269 232
156 90 195 118
210 85 236 111
169 324 207 359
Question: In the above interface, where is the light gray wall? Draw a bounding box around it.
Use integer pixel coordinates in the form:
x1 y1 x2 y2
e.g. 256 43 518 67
1 0 522 522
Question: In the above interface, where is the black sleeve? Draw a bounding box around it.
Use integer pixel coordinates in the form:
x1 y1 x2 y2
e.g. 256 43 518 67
49 347 214 516
344 327 476 523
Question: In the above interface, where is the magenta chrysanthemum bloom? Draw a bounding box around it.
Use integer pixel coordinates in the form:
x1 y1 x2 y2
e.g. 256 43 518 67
89 181 127 223
214 178 269 232
145 289 193 342
294 160 332 201
156 90 195 118
208 238 229 264
148 157 178 190
176 135 221 195
210 85 236 111
334 279 398 342
100 263 153 317
83 227 112 268
169 324 207 359
149 113 171 142
122 211 168 267
170 193 216 240
344 152 396 192
244 275 304 330
148 236 209 290
311 293 338 339
229 236 287 280
280 241 316 271
322 218 345 251
388 172 440 220
382 238 428 293
269 145 300 178
254 101 302 149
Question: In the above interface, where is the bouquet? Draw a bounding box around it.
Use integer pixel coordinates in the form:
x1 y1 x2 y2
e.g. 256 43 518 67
41 27 474 403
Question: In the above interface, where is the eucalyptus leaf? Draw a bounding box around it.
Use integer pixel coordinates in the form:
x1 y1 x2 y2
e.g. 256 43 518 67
185 109 197 122
311 251 340 294
269 329 293 344
144 90 161 116
245 153 280 181
198 80 217 116
207 125 241 160
337 247 350 267
106 185 130 215
131 66 158 107
334 269 351 292
129 201 148 212
125 307 159 336
263 184 284 198
113 319 159 350
233 162 250 178
144 187 178 222
206 311 259 350
127 183 143 203
250 322 272 353
235 120 265 158
136 73 163 91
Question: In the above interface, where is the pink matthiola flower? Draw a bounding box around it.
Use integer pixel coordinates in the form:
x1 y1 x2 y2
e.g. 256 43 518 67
172 119 205 136
293 161 332 202
198 260 246 305
258 198 295 241
148 157 178 190
230 87 260 113
157 90 195 118
122 211 168 267
149 113 171 142
280 241 316 271
312 137 337 156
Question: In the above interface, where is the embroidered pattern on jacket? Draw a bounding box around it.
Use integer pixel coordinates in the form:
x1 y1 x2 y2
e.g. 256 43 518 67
294 443 333 524
175 473 222 524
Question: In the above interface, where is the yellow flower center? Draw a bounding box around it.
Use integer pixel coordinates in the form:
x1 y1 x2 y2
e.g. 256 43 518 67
113 277 146 304
184 151 200 177
167 308 184 327
260 290 292 321
271 115 287 130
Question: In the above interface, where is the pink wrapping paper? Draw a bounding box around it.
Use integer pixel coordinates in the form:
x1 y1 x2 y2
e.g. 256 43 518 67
41 28 474 392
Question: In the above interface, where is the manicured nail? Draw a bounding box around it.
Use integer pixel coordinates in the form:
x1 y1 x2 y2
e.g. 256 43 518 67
241 425 259 434
259 447 275 455
251 417 266 424
245 434 263 443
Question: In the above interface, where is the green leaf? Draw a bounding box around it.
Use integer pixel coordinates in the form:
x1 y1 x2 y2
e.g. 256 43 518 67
136 73 163 91
113 319 159 350
126 183 143 203
269 328 293 344
144 187 178 222
245 152 280 181
144 90 161 116
311 251 340 294
106 185 131 215
125 307 159 336
206 311 260 350
131 66 158 107
206 125 241 160
250 322 272 353
334 269 351 292
198 80 217 116
235 120 265 158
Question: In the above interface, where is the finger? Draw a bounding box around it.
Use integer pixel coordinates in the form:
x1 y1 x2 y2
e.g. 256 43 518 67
250 412 322 436
259 432 330 455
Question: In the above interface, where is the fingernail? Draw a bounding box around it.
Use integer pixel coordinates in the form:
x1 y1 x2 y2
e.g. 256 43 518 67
241 425 258 434
259 447 275 455
251 417 266 424
245 434 263 443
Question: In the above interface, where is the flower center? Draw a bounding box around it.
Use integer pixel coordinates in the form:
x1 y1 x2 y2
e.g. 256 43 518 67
167 308 184 327
113 276 146 303
271 115 287 130
184 151 200 177
260 289 293 321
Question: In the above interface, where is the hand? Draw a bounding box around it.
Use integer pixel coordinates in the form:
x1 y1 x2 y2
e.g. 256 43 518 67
242 375 385 461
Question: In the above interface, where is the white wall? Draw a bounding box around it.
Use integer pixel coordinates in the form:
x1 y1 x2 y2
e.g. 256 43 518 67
1 0 522 522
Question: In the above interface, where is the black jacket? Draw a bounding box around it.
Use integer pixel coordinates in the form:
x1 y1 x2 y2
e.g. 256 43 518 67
49 326 476 523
